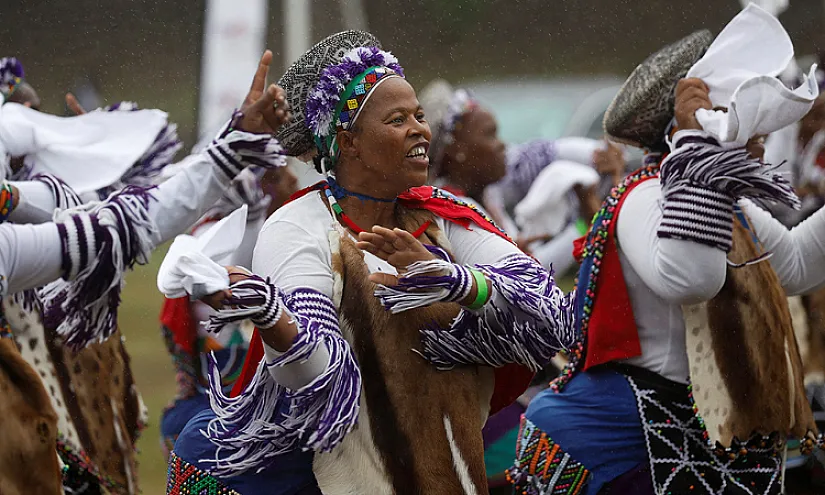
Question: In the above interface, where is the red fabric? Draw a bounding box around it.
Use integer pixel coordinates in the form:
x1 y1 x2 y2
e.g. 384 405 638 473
231 186 531 413
159 296 196 355
490 365 534 415
231 329 264 397
572 235 587 263
582 177 655 370
398 186 514 243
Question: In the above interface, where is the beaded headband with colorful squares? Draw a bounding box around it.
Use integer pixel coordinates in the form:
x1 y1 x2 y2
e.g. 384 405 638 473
305 46 404 173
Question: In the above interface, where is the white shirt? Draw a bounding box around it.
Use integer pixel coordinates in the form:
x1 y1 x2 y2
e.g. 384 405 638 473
252 189 520 387
252 190 517 298
616 178 825 383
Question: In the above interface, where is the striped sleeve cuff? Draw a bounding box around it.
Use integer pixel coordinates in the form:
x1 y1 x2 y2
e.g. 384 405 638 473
204 113 287 180
33 174 83 210
658 183 734 252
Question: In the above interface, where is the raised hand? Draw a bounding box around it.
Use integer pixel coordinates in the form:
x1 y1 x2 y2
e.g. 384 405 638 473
593 139 625 186
675 78 713 131
237 50 292 135
199 266 253 310
356 226 437 286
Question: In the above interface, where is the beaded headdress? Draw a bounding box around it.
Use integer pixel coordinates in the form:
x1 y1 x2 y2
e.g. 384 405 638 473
276 31 405 173
0 57 25 99
603 30 713 151
418 79 478 177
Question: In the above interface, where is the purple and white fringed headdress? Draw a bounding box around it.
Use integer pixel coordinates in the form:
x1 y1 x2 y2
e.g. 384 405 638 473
305 46 404 173
0 57 24 98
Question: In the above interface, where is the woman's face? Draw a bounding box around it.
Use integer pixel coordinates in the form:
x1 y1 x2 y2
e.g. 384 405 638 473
339 77 432 195
450 107 507 187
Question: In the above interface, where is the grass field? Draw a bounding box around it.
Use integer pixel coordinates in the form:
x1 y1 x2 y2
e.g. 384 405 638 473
118 245 177 494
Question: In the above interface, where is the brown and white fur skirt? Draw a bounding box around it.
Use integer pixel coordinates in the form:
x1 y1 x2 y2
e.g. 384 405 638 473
683 217 816 449
312 208 496 495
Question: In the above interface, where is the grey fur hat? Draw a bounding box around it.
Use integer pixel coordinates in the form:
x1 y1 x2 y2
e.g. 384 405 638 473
603 30 713 151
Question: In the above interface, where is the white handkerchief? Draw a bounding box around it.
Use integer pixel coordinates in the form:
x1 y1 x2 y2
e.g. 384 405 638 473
739 0 788 17
687 3 819 145
157 204 248 298
514 160 599 238
0 102 168 194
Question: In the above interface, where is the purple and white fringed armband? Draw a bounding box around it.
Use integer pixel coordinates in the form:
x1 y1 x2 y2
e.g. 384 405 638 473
39 186 158 349
374 258 474 313
416 254 577 372
658 130 800 252
204 113 287 180
202 287 361 477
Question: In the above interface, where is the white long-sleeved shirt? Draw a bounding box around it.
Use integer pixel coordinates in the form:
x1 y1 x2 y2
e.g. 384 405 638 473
10 153 231 246
252 190 520 389
0 155 238 298
616 178 825 383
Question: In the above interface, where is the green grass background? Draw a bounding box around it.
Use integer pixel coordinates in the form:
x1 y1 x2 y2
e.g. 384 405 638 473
119 246 176 494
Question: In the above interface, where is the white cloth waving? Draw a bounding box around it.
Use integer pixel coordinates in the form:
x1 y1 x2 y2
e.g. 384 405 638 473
687 3 819 145
0 102 168 194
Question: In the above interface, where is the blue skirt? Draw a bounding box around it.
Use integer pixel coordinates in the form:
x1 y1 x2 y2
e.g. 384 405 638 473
169 409 319 495
524 367 648 495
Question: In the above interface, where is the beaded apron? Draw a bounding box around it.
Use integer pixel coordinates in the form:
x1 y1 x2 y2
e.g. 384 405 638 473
167 452 239 495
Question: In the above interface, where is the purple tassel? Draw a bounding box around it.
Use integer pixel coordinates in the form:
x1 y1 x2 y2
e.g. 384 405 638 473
424 244 451 261
661 131 800 210
306 47 404 137
40 187 158 349
205 113 287 180
98 123 182 198
418 254 576 371
374 259 473 313
202 288 360 477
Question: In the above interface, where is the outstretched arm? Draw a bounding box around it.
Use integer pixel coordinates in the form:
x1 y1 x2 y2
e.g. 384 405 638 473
359 222 576 371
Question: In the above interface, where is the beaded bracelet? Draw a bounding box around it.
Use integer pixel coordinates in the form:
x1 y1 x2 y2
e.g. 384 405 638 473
466 269 490 310
0 182 15 224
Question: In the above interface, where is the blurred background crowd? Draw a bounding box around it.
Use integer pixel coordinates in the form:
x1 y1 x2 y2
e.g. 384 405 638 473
7 0 825 492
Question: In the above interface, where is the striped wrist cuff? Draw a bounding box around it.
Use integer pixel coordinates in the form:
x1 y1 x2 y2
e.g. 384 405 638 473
444 264 473 303
205 138 245 180
251 284 285 329
658 183 734 252
56 212 102 280
34 174 83 210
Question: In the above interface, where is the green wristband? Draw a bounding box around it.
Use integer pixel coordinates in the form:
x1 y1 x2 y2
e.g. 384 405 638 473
467 269 490 310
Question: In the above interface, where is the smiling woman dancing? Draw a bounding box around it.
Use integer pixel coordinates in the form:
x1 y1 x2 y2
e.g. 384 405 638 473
165 31 577 495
